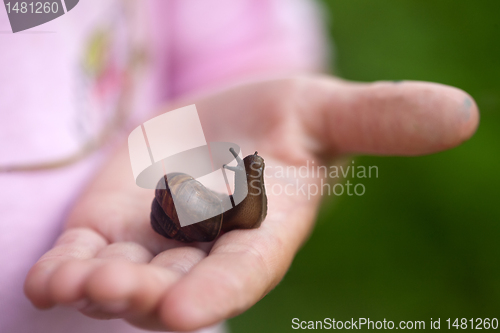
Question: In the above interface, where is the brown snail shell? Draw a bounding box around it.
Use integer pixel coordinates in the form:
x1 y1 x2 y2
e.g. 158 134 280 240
151 173 223 242
150 151 267 242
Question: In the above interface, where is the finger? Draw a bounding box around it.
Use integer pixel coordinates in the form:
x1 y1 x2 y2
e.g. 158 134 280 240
299 77 479 156
78 247 207 330
158 179 318 331
47 242 154 305
95 242 154 262
24 228 108 308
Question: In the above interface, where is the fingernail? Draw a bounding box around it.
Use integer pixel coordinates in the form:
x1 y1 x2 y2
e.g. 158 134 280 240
461 97 473 121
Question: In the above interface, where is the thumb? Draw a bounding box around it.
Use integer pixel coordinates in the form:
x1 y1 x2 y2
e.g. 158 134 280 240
299 77 479 156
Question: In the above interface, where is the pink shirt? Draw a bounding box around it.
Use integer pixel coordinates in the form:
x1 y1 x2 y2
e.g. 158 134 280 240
0 1 326 332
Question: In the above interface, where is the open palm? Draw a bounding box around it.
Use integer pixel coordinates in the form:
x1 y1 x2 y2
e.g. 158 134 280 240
24 76 478 331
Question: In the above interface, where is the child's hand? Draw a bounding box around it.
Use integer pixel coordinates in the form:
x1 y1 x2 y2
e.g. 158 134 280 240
24 76 478 331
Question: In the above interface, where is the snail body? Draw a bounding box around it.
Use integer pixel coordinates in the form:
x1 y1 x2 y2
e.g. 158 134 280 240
151 150 267 242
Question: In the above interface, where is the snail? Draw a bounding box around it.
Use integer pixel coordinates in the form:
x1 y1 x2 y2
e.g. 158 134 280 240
150 149 267 242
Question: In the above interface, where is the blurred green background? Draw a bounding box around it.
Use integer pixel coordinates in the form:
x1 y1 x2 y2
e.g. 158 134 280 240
229 0 500 331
